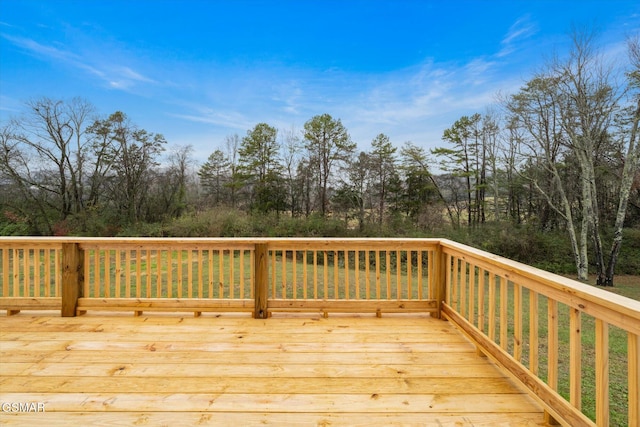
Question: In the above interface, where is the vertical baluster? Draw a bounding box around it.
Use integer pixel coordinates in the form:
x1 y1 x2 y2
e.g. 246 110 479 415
250 249 255 299
208 249 214 298
396 250 401 300
136 249 142 298
293 250 297 300
270 249 275 298
124 249 133 298
197 249 203 298
334 250 339 299
354 250 360 300
595 319 609 427
529 290 539 375
323 251 328 299
105 250 111 298
303 250 308 299
187 249 193 298
44 249 51 297
24 248 30 297
91 249 98 298
13 248 19 297
125 250 132 298
115 250 122 298
82 249 89 298
177 250 183 298
365 250 371 300
155 250 162 298
419 250 424 300
386 251 391 299
239 250 245 299
468 264 475 326
2 248 8 297
547 298 559 387
500 277 508 350
313 251 318 299
344 250 349 300
375 250 381 299
425 250 432 301
281 250 287 299
219 249 225 298
12 249 18 297
229 249 235 299
513 282 522 361
451 257 458 312
569 307 582 410
52 248 59 297
168 249 175 298
34 248 41 297
460 260 467 319
545 298 560 426
629 332 639 427
488 272 496 341
146 250 152 298
407 250 412 300
55 248 61 296
477 268 485 333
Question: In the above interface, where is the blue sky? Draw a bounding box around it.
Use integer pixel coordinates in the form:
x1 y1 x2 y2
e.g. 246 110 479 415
1 0 638 162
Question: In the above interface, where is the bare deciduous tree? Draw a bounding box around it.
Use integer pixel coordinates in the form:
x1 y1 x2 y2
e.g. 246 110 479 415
508 30 624 282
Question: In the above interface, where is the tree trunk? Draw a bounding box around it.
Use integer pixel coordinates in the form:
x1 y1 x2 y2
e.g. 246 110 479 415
604 98 640 285
578 213 590 282
577 150 605 284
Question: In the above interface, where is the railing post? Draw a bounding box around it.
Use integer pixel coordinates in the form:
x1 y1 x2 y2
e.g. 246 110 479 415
254 243 268 319
433 243 446 320
61 242 84 317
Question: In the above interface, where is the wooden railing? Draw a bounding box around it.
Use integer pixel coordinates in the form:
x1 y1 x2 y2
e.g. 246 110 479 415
0 240 62 315
1 236 638 427
0 237 440 318
439 239 640 427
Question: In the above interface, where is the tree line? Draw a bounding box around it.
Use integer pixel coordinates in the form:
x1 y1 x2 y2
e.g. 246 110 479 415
1 32 638 284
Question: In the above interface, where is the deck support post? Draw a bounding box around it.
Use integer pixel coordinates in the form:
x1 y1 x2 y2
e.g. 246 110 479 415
61 243 84 317
433 243 446 320
254 243 268 319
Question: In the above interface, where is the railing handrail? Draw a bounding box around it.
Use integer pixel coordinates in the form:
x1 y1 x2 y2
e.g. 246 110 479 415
439 238 640 334
0 236 443 244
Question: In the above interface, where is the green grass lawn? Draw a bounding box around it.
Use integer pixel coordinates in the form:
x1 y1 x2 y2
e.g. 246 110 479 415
81 249 432 300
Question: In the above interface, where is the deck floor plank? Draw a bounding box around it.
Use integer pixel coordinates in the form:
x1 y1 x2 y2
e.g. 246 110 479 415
0 412 548 426
0 312 546 426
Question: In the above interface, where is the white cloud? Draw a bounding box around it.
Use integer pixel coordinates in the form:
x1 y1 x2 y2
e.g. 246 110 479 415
0 95 21 114
118 66 157 84
497 15 537 58
169 107 253 131
162 48 525 157
1 33 156 93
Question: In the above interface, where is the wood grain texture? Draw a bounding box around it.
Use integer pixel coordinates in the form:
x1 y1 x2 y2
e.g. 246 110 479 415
0 312 544 426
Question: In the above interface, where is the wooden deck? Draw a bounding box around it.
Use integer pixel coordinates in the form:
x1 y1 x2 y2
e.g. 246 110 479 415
0 311 546 426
